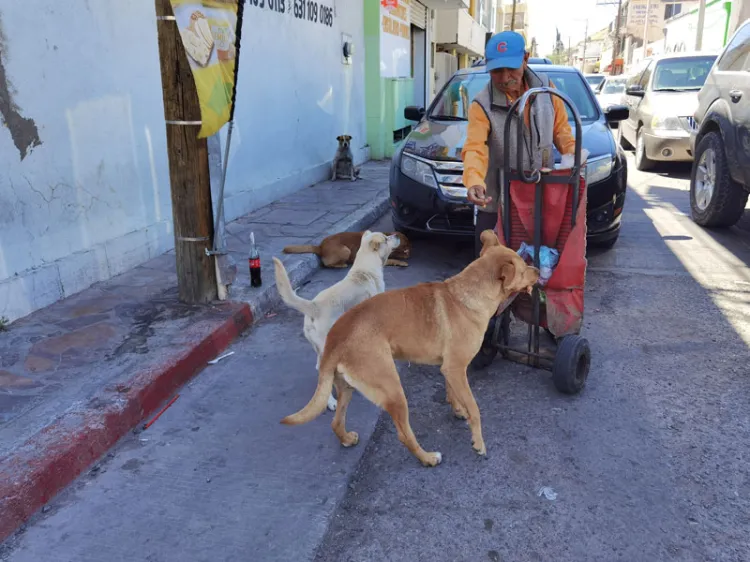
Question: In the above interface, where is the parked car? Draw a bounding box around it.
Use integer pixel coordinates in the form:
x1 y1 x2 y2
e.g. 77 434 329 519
595 75 629 127
618 52 718 171
585 73 607 90
690 19 750 228
528 57 553 64
390 64 630 249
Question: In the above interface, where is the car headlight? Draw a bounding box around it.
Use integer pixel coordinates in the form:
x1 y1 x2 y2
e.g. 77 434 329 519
651 115 682 132
400 154 438 189
584 154 614 185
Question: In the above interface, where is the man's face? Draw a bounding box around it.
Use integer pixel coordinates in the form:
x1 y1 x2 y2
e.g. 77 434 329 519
490 52 529 92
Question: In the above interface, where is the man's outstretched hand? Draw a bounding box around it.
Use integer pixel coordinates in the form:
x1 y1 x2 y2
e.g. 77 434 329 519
467 185 493 208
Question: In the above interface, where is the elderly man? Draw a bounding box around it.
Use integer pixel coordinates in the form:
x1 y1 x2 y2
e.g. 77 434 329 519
462 31 579 258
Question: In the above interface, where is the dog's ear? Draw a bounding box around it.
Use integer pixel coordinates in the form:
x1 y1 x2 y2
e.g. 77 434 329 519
345 135 352 141
369 236 383 252
479 229 500 257
336 135 343 142
497 261 516 285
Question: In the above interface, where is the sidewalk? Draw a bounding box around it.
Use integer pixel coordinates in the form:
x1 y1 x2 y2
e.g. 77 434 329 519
0 160 390 542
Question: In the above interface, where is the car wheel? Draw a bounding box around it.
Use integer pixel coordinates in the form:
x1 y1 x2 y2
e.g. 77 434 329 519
690 131 749 228
618 126 633 150
635 129 654 171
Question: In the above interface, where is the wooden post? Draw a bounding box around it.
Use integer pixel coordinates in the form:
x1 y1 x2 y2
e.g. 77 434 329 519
154 0 218 303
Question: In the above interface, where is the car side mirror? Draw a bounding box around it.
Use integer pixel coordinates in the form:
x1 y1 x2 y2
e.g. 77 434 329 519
605 104 629 123
626 85 645 97
404 106 425 121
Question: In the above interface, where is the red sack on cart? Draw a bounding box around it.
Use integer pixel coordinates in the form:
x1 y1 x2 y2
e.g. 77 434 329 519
495 169 588 337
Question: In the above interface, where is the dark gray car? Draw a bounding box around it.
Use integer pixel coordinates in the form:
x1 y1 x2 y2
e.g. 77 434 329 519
690 19 750 228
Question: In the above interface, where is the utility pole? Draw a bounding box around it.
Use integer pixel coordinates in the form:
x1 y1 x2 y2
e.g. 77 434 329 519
696 0 707 50
581 19 588 72
610 0 623 75
643 0 652 57
154 0 218 303
511 0 517 31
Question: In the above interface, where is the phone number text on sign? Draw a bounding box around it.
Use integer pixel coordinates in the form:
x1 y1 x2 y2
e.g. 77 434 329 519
292 0 334 26
246 0 334 27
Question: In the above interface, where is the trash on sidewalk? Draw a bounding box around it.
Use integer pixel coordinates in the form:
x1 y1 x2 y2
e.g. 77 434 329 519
207 351 235 365
517 242 559 286
142 394 180 431
538 486 558 500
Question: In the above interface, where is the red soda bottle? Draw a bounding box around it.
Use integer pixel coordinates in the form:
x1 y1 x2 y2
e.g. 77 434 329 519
249 232 262 287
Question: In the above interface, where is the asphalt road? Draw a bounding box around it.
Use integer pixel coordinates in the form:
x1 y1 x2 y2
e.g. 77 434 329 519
4 156 750 562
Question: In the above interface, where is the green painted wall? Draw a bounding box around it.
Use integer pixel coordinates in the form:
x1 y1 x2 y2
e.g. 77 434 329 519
364 1 415 160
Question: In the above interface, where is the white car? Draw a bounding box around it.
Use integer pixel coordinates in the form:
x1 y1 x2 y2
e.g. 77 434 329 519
595 76 628 127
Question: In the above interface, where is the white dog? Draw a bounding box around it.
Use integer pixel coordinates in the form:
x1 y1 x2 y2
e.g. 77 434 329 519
273 231 401 411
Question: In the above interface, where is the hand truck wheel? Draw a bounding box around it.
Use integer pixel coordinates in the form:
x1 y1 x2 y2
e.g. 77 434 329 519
552 335 591 394
470 316 502 370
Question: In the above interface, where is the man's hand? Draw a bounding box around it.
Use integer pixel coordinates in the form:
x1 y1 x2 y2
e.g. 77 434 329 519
467 185 493 208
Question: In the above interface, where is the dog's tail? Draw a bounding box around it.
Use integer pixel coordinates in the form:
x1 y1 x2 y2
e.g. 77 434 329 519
281 355 336 426
283 244 321 256
272 257 318 318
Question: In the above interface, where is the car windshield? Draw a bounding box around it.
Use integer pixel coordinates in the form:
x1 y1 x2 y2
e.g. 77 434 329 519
600 78 626 94
652 56 717 91
428 70 599 123
586 75 605 87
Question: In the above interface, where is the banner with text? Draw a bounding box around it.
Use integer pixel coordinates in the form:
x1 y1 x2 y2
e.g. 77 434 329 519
380 0 411 78
170 0 238 138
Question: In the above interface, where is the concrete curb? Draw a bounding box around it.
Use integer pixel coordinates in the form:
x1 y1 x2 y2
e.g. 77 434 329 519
0 193 389 544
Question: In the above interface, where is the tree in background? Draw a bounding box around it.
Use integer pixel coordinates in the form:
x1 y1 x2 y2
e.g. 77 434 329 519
546 27 567 65
530 36 538 57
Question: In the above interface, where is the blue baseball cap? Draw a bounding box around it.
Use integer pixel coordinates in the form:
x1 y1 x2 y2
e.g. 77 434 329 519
485 31 526 71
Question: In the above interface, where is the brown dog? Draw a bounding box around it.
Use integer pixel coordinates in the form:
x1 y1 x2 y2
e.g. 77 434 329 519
281 230 540 467
283 231 411 268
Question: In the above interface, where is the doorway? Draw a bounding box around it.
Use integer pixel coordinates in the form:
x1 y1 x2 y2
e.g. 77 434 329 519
411 25 426 108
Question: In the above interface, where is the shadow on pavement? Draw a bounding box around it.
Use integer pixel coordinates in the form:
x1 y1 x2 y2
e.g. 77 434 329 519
313 176 750 562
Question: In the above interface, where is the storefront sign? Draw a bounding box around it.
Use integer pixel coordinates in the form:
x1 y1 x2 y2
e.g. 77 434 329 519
626 0 665 42
170 0 239 138
380 0 411 78
664 1 730 53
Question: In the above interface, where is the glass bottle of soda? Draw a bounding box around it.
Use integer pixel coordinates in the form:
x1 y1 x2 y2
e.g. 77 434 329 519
249 232 262 287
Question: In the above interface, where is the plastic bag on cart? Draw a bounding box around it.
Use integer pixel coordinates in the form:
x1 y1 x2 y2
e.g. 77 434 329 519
557 148 590 170
517 242 559 286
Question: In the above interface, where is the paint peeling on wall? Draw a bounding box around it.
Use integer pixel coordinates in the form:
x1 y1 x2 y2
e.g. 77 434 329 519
0 13 42 160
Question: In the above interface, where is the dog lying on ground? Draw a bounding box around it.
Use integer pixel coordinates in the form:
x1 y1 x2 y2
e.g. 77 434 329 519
283 231 411 268
280 230 540 467
331 135 359 181
273 231 403 411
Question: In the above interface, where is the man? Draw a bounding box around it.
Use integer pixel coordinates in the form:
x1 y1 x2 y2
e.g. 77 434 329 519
462 31 578 258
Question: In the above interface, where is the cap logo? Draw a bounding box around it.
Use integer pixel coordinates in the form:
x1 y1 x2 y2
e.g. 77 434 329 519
496 41 508 53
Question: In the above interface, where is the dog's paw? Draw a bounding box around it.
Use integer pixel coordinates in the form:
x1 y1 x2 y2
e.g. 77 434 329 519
422 451 442 467
472 440 487 456
327 395 338 411
340 431 359 447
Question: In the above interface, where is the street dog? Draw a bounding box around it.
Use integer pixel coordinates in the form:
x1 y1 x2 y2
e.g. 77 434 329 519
283 231 411 268
273 231 403 411
280 230 540 467
331 135 359 181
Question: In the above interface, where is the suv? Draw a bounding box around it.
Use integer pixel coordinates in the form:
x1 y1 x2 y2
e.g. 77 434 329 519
619 52 718 171
689 19 750 228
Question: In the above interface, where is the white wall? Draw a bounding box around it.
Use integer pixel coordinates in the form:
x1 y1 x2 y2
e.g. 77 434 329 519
0 1 172 323
0 0 366 323
217 0 367 222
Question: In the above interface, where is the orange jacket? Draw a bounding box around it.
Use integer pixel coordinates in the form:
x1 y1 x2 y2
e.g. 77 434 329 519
461 81 576 190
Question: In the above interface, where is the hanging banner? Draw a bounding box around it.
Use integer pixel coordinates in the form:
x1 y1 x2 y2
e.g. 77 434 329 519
170 0 239 138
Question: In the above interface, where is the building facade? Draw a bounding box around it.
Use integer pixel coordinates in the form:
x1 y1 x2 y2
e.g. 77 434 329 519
0 0 439 323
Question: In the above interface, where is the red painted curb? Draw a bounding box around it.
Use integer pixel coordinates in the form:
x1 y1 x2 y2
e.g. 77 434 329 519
0 302 253 542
